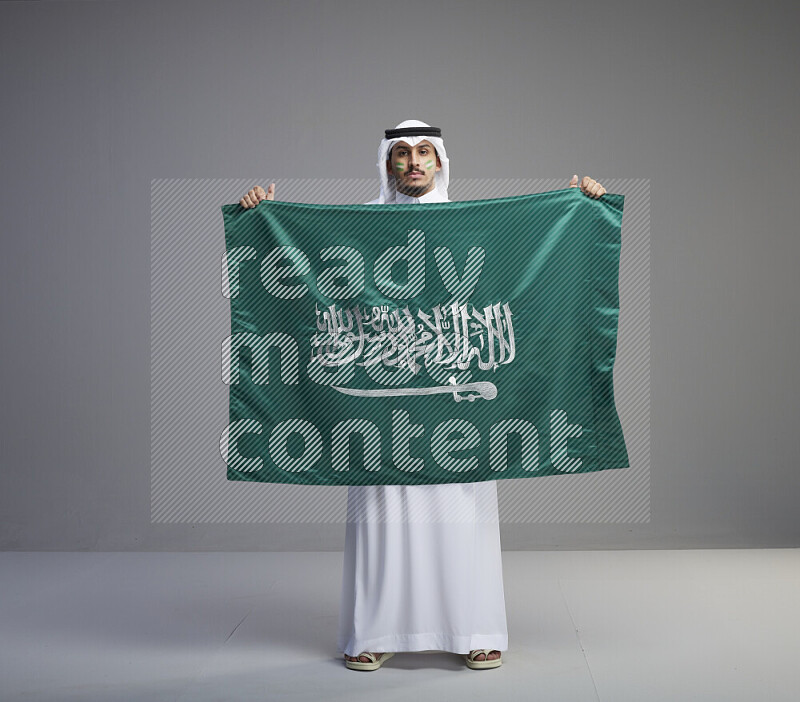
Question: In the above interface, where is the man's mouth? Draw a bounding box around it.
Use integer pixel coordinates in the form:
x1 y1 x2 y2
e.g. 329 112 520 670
408 172 424 178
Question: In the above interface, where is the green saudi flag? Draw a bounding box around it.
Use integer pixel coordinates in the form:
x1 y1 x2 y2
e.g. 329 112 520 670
220 186 629 486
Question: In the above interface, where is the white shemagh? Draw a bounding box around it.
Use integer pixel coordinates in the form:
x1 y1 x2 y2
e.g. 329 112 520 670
374 119 450 203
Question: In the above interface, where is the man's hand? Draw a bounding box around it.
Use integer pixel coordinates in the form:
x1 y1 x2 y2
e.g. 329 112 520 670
569 174 606 199
239 182 275 209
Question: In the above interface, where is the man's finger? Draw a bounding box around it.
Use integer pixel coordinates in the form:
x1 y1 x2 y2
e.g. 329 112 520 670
569 174 579 187
267 182 275 201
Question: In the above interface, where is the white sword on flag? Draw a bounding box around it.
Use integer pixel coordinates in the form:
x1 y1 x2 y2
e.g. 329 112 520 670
331 379 497 402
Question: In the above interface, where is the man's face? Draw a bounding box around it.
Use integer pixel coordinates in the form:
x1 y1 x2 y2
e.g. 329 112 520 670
386 140 442 197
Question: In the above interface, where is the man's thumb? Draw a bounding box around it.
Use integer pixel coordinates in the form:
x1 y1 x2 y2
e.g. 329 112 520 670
569 174 579 187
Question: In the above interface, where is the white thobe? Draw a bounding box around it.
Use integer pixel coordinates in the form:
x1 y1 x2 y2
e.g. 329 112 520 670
337 185 509 656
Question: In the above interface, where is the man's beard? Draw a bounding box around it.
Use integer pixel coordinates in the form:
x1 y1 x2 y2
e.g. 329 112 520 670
396 174 435 197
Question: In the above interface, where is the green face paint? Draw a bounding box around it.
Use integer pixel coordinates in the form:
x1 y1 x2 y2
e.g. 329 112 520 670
395 162 405 171
425 160 434 169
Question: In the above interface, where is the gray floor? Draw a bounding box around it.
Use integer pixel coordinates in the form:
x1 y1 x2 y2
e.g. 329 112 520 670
1 549 797 701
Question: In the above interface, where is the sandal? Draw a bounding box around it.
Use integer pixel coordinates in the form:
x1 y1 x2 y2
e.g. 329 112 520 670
344 651 395 671
465 649 502 670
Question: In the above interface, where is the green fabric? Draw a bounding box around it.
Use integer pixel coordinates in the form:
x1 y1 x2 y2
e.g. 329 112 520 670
220 187 629 485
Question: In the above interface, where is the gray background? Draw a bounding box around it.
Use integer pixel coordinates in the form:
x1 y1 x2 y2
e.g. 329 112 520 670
1 0 797 550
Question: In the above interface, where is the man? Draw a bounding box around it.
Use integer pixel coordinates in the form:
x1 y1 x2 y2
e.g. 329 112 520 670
239 120 606 671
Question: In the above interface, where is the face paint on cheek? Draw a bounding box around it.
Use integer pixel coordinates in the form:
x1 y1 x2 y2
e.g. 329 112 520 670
425 160 434 170
395 163 405 172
